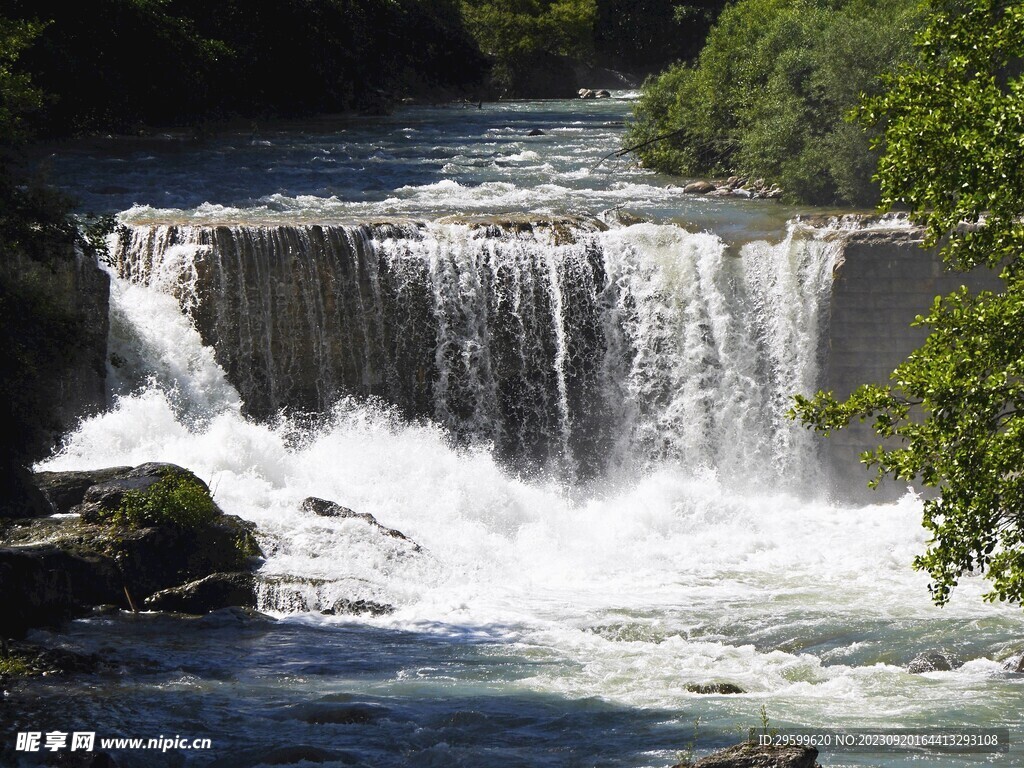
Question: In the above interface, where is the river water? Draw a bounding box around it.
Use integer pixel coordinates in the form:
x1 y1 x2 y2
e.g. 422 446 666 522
11 97 1024 767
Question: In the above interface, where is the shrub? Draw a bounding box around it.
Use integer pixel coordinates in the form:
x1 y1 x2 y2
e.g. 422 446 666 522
108 471 219 529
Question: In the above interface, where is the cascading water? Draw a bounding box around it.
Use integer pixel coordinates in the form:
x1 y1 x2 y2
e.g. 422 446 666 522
110 219 839 485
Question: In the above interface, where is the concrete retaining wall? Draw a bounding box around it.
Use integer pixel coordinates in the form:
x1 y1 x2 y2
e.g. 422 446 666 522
821 226 1003 501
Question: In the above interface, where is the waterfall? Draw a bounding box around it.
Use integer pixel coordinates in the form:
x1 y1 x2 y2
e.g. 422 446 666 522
112 218 841 486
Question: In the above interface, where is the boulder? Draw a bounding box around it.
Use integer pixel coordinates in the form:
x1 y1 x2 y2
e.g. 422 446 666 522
1002 653 1024 673
301 497 421 551
685 682 745 694
321 598 394 617
75 462 210 522
578 88 595 99
907 650 961 673
527 128 546 136
34 467 133 514
1 464 262 637
595 89 611 98
683 181 716 194
143 572 257 613
676 742 819 768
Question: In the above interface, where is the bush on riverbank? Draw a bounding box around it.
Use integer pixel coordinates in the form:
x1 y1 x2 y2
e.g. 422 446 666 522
625 0 924 205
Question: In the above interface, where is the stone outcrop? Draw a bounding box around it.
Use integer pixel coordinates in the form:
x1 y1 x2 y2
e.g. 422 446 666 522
675 742 820 768
144 572 257 613
301 496 422 552
0 242 109 518
0 464 262 637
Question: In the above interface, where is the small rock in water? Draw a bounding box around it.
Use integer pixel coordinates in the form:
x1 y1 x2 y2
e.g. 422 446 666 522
527 128 545 136
683 180 716 194
321 598 394 617
685 682 745 694
675 742 819 768
1002 653 1024 673
907 649 961 673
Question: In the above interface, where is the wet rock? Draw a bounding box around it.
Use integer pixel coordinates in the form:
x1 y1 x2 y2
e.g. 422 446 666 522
321 598 395 617
578 88 595 99
675 742 820 768
527 128 546 136
0 639 108 679
2 466 53 518
683 181 716 194
685 682 745 694
1 465 263 636
595 89 611 98
75 462 208 522
907 650 961 673
301 497 422 552
1002 653 1024 672
195 606 277 627
34 467 133 514
143 571 257 613
599 208 649 227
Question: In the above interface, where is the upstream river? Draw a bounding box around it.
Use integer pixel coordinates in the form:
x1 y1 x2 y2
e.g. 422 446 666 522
7 96 1023 767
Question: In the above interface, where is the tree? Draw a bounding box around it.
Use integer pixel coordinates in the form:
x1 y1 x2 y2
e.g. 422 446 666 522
791 0 1024 605
624 0 923 205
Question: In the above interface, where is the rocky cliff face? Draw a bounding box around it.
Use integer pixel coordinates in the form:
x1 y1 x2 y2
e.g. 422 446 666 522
0 240 109 516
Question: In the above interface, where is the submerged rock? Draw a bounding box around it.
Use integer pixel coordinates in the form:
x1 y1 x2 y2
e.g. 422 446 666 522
675 742 820 768
301 497 422 552
527 128 546 136
907 650 961 673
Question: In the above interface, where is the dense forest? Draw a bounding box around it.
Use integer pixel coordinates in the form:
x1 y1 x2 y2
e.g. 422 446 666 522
0 0 729 137
625 0 926 206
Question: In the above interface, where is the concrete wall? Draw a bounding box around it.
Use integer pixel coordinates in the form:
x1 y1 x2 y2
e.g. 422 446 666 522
821 226 1003 502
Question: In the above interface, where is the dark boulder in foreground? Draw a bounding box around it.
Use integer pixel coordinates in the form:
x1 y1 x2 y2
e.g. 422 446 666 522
144 572 257 613
0 464 262 637
675 742 820 768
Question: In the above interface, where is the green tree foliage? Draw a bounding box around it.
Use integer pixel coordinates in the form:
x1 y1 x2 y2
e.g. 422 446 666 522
0 17 46 144
791 1 1024 605
625 0 923 205
593 0 726 71
460 0 598 93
